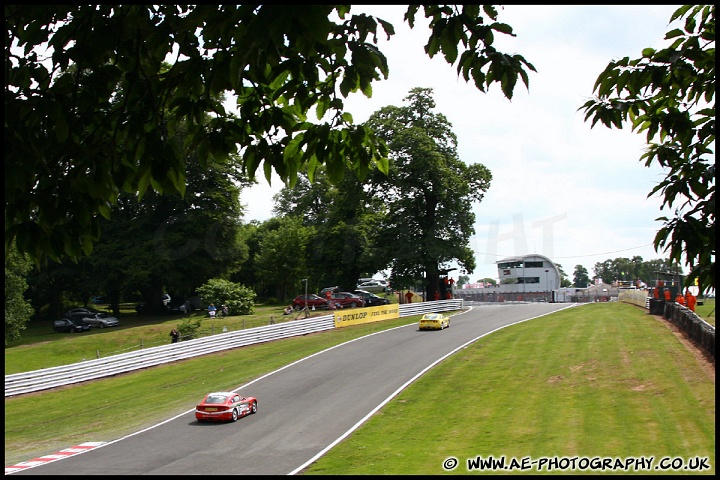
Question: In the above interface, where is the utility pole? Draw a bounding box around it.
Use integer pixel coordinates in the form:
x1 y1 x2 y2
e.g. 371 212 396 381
545 269 549 302
301 279 309 318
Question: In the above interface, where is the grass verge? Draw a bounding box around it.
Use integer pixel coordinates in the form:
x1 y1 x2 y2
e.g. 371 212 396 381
4 305 323 374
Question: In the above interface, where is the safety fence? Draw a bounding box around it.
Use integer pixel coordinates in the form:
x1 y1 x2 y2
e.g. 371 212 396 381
618 289 649 308
5 299 463 397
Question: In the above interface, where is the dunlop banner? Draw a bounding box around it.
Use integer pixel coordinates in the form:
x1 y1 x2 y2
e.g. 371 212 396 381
333 304 399 328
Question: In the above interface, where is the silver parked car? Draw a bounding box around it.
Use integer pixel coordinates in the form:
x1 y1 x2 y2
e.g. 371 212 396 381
81 313 120 329
356 280 389 293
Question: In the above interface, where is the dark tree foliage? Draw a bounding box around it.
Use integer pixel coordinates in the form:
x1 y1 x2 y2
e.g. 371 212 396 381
272 167 386 292
5 5 534 265
365 88 492 299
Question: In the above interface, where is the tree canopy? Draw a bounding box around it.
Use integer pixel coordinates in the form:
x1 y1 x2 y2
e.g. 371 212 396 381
580 5 715 294
5 5 535 265
366 87 491 298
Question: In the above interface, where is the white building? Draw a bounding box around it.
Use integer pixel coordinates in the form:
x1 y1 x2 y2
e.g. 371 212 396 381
496 254 560 293
456 254 561 302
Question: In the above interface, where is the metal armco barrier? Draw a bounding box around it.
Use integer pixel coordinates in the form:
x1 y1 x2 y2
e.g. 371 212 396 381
5 299 463 397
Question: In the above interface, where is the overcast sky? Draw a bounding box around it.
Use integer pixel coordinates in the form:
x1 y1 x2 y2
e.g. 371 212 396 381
239 5 685 282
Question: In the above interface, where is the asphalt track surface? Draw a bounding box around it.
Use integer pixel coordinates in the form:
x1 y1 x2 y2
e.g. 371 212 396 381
15 303 574 475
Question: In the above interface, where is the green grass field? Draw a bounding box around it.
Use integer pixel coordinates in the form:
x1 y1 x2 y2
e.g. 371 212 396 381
695 297 716 326
4 302 715 474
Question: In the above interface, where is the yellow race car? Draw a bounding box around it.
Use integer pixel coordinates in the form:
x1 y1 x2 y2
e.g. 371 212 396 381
418 313 450 330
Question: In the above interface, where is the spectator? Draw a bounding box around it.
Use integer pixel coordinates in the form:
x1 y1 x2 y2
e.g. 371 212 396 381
663 288 671 301
208 303 217 318
405 290 413 304
283 305 293 315
685 290 697 312
169 329 180 343
675 293 685 306
220 304 229 317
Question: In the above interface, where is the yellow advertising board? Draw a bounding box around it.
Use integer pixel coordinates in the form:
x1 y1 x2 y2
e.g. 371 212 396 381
333 304 400 328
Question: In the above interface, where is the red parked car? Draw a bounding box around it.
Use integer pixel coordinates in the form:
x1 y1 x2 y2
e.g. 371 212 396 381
292 294 329 310
195 391 258 423
330 292 365 309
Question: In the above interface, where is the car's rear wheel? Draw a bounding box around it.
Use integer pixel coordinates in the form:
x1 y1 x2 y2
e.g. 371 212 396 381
99 323 105 329
231 408 239 422
251 401 257 414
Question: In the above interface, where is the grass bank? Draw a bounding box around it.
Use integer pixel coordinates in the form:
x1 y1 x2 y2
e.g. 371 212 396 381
4 304 325 374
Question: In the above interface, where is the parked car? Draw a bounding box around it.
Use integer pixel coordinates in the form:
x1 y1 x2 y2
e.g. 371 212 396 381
167 298 195 314
195 391 258 423
356 280 389 293
63 307 100 322
352 289 390 307
53 318 91 333
330 292 365 309
418 313 450 330
292 294 329 310
136 293 177 315
80 313 120 329
319 286 341 297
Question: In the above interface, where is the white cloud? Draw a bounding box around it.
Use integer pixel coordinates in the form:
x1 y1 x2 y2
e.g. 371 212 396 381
241 5 686 281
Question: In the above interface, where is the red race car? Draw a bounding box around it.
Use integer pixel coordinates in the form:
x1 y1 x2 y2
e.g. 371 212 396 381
195 391 258 423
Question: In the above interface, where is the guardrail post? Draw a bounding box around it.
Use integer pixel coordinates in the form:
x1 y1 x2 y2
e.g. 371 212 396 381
96 350 100 359
270 316 275 325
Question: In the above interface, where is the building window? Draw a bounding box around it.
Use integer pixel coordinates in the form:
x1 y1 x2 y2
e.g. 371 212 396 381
498 261 523 269
524 261 544 268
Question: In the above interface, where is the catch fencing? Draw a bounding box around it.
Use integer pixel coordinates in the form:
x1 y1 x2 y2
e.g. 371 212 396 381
5 299 463 397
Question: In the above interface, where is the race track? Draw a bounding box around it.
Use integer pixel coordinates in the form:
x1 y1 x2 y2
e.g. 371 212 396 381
13 303 574 475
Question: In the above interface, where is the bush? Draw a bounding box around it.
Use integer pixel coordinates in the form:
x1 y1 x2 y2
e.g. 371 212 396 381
196 278 257 315
176 317 204 341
